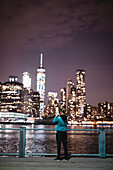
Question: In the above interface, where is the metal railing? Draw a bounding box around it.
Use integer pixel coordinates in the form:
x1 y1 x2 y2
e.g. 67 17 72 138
0 127 113 158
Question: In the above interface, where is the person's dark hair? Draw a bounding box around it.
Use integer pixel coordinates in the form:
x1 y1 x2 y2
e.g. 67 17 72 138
61 115 67 123
62 109 65 114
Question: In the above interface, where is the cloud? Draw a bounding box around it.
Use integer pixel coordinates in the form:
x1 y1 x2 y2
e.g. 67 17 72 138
0 0 113 51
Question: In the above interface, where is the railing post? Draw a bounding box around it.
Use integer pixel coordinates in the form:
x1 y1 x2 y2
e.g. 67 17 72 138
99 128 106 158
19 127 26 158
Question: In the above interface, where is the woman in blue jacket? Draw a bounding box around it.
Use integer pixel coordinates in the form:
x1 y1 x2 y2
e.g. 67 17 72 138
53 112 68 161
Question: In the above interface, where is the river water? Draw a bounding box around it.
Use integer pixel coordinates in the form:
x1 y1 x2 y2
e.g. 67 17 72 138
0 124 113 156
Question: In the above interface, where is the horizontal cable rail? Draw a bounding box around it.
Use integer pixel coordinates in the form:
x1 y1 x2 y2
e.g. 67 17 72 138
0 128 20 130
0 127 113 158
26 128 100 131
1 128 113 131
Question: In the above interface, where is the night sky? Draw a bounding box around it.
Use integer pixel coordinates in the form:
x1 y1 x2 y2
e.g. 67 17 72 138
0 0 113 107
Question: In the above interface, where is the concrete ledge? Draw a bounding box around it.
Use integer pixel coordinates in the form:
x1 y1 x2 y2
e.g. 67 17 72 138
0 157 113 170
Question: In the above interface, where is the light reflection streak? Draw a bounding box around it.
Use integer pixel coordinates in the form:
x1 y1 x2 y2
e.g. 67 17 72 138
0 124 113 155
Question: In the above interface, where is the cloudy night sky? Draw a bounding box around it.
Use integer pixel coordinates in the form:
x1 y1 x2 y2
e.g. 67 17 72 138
0 0 113 106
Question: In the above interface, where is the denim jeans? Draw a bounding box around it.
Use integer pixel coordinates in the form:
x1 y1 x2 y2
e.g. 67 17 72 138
56 131 68 158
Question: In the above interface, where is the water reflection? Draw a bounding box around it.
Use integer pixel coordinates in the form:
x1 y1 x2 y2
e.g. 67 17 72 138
0 124 113 156
0 124 19 154
26 125 48 154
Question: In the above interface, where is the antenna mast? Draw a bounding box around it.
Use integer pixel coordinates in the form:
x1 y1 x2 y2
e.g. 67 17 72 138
40 53 43 68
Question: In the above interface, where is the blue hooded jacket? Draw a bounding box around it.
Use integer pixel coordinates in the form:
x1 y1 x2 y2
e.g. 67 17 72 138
53 116 68 131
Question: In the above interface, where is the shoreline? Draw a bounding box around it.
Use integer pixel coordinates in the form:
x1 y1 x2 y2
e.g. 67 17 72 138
0 119 113 126
0 119 54 125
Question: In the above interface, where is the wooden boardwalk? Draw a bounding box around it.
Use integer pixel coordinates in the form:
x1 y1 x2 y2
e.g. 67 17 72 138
0 157 113 170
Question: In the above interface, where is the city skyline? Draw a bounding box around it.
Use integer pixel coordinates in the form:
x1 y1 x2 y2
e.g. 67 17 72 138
0 0 113 107
0 68 112 108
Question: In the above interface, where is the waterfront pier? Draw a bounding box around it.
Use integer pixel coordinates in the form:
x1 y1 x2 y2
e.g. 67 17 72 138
0 127 113 169
0 157 113 170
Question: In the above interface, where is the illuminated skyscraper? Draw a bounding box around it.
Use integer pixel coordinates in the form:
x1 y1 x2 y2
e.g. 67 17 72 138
9 75 18 82
60 88 66 112
76 70 86 117
66 79 76 117
66 79 72 114
37 53 46 116
48 92 58 106
98 101 113 118
32 92 40 117
47 92 59 114
61 88 66 103
22 72 31 90
0 76 24 113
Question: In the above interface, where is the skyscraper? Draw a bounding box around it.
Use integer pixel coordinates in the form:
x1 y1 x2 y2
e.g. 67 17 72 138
48 92 58 106
47 92 59 114
32 92 40 117
76 69 86 118
9 75 18 82
66 79 76 117
22 72 31 90
98 101 113 118
0 76 24 113
37 53 46 116
61 88 66 103
66 79 72 114
60 88 66 112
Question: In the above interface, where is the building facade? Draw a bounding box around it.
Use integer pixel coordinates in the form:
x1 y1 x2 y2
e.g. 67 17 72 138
23 88 33 116
37 53 46 117
43 92 59 119
60 87 66 112
84 104 92 119
22 72 31 90
0 76 24 113
66 79 76 118
76 70 86 118
98 101 113 118
32 91 40 117
47 92 59 115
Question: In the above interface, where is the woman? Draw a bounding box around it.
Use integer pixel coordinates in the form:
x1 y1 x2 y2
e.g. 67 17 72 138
53 111 68 161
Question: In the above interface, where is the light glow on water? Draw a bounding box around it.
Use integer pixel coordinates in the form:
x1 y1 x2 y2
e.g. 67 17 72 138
0 124 113 156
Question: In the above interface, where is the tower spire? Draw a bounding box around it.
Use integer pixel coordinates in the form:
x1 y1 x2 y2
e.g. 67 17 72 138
40 53 43 68
37 53 46 117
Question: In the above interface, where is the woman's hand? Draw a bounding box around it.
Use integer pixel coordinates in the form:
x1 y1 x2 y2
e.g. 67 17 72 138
55 112 60 117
